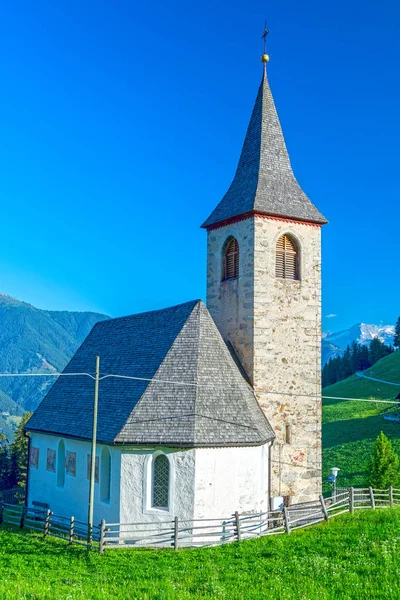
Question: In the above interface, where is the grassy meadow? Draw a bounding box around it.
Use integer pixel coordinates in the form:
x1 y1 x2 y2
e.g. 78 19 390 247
322 350 400 490
1 509 400 600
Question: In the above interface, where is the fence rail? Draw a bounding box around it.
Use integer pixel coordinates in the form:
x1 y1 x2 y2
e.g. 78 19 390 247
99 487 400 553
1 487 399 553
0 502 100 549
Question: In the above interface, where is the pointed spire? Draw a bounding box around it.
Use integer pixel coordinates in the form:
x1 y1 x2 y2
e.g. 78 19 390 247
201 32 327 229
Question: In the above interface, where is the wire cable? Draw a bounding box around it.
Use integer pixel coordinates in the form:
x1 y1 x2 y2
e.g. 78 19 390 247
0 371 398 404
0 372 95 379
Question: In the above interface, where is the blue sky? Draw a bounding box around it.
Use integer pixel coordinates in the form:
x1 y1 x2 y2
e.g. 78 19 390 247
0 1 399 332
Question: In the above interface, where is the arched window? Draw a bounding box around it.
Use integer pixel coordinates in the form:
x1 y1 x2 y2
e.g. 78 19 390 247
223 237 239 280
57 439 65 487
100 447 111 502
152 454 170 510
275 234 299 280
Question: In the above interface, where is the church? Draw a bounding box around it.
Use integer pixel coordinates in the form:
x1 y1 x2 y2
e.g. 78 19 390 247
25 45 327 526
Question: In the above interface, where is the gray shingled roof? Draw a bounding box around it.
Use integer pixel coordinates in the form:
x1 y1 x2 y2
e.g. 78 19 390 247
202 69 327 228
26 300 274 447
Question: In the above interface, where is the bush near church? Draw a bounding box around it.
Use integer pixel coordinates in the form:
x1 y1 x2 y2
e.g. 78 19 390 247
368 431 400 489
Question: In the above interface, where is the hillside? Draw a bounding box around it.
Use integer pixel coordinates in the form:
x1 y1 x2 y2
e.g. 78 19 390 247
0 509 399 599
323 350 400 490
0 293 108 439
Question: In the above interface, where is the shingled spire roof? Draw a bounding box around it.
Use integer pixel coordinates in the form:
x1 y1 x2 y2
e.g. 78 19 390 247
202 66 327 228
26 300 274 447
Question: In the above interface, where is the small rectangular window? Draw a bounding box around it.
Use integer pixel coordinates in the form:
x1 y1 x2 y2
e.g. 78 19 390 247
65 451 77 477
29 447 40 469
46 449 56 472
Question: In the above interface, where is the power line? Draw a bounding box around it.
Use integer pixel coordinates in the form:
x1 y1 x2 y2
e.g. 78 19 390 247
271 459 321 471
1 370 395 475
0 371 398 404
0 372 95 379
322 395 397 405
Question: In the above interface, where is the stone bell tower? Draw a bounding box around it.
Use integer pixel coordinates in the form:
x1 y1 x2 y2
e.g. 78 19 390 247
201 39 327 504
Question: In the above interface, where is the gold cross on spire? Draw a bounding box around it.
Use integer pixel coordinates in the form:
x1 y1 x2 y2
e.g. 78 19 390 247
261 21 270 67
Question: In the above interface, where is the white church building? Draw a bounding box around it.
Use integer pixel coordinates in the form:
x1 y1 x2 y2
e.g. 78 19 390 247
26 48 327 526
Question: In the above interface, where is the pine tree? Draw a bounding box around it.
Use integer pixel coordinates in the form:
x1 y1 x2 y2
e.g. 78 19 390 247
368 337 393 366
368 432 400 488
394 317 400 348
8 412 32 490
358 344 371 371
349 341 359 373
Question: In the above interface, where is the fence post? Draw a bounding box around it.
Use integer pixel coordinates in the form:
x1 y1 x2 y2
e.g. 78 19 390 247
99 519 106 554
349 487 354 514
319 494 329 521
389 486 394 507
369 487 376 510
0 503 3 525
234 511 241 542
173 516 179 551
42 509 51 537
87 524 93 552
19 506 26 529
283 506 291 534
69 516 75 545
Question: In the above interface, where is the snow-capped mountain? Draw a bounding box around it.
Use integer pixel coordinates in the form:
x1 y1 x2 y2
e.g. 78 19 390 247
322 323 395 365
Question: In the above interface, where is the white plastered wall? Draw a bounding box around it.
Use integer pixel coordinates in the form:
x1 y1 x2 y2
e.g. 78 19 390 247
119 447 196 524
193 444 270 519
28 438 270 524
27 432 121 525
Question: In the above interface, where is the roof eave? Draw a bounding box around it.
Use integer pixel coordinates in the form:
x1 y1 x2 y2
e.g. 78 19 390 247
112 437 275 448
201 210 328 231
25 426 275 448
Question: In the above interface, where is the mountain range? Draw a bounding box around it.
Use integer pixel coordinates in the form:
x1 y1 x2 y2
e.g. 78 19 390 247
322 323 395 366
0 293 108 440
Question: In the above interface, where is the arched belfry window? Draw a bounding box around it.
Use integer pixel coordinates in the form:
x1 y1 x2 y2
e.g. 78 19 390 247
223 237 239 280
152 454 170 510
276 234 299 280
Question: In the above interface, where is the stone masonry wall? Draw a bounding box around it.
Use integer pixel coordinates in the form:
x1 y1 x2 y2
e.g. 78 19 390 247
206 216 322 504
206 219 255 383
253 216 322 503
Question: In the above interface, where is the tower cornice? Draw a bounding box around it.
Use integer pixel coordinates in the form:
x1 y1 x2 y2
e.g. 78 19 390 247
204 211 324 231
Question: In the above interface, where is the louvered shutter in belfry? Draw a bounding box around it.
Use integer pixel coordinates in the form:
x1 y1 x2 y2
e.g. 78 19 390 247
275 235 298 280
224 238 239 280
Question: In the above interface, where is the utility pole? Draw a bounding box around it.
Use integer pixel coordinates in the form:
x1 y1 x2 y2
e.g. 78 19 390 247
87 355 100 549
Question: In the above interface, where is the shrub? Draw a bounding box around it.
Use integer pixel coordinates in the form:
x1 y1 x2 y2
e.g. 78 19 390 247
368 431 400 488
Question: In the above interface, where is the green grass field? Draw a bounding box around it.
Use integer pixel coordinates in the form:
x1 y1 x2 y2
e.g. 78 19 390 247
322 350 400 490
1 509 400 600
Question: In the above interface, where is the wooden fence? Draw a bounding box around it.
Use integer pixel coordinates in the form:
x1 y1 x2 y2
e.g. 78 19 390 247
100 487 400 553
1 487 399 553
0 503 100 549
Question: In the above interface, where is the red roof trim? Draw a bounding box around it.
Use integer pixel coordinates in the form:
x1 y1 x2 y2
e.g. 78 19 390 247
204 211 324 231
